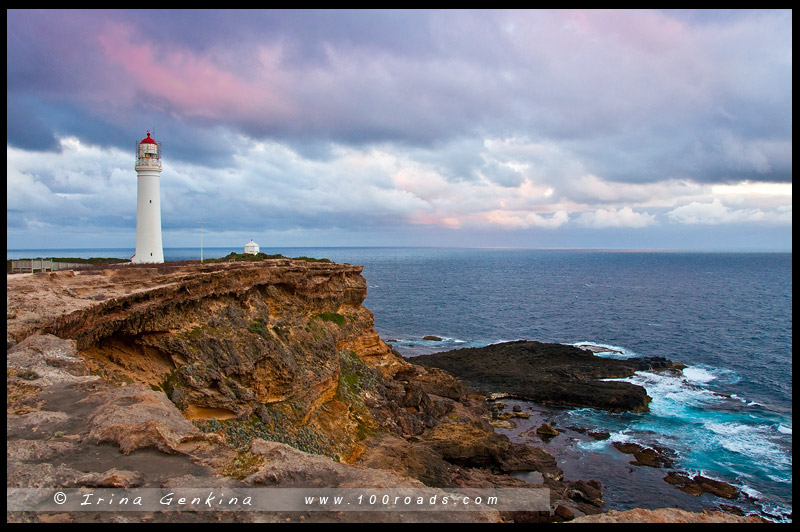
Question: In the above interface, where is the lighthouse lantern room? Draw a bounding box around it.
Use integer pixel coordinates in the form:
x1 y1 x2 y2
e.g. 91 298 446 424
132 131 164 263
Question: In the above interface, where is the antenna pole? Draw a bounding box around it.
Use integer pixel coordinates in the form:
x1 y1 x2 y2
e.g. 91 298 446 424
199 214 205 263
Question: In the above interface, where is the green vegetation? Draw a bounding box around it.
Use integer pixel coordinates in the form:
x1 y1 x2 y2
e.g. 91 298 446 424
291 256 332 263
195 406 334 458
315 312 346 327
247 318 290 339
221 451 264 480
158 370 181 401
336 350 378 441
206 252 331 264
247 318 271 338
272 325 290 338
207 252 276 263
17 368 40 381
336 350 378 406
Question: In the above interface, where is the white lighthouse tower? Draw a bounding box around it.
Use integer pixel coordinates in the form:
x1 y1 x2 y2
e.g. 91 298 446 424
132 131 164 263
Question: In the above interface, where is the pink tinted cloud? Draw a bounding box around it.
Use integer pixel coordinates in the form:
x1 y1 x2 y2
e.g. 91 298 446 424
97 24 293 122
564 10 688 53
409 210 462 228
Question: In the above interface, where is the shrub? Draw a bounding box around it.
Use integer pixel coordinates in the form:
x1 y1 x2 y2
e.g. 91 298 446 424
316 312 346 327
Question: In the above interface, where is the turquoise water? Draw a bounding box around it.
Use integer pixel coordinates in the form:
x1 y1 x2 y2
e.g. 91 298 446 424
8 247 792 520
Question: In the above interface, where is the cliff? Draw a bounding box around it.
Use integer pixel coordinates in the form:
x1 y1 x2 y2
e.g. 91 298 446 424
6 260 586 523
5 261 748 523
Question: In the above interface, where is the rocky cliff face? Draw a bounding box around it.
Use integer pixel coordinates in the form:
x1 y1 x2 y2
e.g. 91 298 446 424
10 260 420 462
6 260 746 523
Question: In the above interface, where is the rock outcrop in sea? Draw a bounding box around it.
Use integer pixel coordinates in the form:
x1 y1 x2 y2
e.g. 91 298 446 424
410 340 686 413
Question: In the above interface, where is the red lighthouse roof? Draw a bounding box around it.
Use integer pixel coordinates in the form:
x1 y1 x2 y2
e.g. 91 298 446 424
140 131 157 145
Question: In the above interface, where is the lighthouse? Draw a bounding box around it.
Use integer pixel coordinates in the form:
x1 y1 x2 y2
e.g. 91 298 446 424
132 131 164 263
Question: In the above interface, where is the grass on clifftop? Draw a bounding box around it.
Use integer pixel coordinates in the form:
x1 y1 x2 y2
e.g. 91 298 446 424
207 252 332 263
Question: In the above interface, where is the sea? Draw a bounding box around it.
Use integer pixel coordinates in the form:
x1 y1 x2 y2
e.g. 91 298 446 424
7 247 792 521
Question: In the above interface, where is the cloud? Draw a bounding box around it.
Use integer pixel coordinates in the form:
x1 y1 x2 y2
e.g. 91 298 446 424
481 209 569 229
8 11 792 178
667 198 792 225
710 181 793 207
7 138 137 225
6 98 60 152
577 207 657 228
96 24 293 123
5 10 793 250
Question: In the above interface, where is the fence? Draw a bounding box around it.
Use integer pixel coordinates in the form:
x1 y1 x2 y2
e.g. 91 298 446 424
10 259 88 273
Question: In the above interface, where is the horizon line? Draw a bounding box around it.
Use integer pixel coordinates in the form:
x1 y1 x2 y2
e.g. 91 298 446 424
7 245 792 254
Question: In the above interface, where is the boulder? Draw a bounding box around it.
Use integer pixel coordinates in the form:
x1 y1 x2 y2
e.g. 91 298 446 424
663 472 740 499
537 424 560 438
554 504 576 520
612 441 675 468
88 384 223 455
419 422 510 468
497 442 562 479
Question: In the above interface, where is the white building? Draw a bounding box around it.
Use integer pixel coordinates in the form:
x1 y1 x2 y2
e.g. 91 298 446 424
132 131 164 263
244 239 260 255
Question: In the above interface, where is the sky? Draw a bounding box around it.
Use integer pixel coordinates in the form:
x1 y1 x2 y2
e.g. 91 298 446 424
6 9 793 251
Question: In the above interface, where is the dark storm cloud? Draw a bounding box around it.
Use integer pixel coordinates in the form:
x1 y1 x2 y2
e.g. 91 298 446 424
7 10 793 185
6 97 59 152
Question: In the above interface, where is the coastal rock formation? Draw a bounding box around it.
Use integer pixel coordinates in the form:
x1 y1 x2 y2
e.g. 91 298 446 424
570 508 766 523
7 261 607 523
663 472 740 499
9 260 414 460
411 341 685 413
612 442 676 468
537 424 560 438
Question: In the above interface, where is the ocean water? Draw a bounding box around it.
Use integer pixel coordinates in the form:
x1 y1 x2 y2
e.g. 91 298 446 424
7 247 792 520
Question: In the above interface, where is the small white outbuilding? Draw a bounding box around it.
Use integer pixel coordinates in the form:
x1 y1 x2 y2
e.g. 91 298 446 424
244 239 260 255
